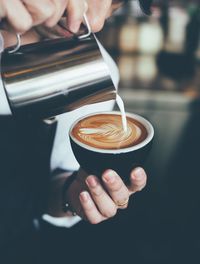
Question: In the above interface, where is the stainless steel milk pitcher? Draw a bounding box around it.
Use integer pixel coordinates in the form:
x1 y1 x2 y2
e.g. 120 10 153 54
0 18 116 118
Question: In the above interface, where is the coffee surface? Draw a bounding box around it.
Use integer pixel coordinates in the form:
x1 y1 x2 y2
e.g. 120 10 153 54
71 114 148 150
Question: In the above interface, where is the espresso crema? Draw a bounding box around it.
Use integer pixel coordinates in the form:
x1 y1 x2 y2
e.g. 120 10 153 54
71 114 148 150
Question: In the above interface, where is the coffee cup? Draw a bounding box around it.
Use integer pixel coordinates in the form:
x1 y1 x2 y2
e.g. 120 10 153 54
69 111 154 183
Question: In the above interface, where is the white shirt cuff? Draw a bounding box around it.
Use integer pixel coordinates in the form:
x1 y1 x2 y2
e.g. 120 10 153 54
42 214 82 228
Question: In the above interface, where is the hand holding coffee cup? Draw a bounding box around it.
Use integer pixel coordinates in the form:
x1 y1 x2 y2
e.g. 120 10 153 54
66 111 153 223
69 111 154 184
65 166 147 224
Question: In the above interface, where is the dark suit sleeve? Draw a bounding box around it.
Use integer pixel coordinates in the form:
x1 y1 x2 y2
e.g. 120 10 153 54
0 116 56 248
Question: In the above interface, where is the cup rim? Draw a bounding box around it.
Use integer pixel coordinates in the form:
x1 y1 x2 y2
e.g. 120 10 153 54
69 111 154 154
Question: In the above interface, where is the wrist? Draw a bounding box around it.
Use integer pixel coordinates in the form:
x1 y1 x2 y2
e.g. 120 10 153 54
62 171 78 215
47 171 76 217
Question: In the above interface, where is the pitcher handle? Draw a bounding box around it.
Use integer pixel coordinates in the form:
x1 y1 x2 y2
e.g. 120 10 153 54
78 14 92 40
58 13 92 40
7 33 21 54
0 19 21 54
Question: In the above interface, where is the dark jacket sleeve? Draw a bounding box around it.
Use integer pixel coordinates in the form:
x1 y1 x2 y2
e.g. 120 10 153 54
0 116 56 248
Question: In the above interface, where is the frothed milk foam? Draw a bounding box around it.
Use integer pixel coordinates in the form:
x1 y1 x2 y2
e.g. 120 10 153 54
116 94 128 132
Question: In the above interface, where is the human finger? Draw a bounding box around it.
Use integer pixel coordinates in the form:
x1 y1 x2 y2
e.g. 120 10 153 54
44 0 67 27
86 0 112 32
1 0 32 33
128 167 147 194
86 175 117 218
22 0 55 26
66 0 87 33
102 170 130 209
79 191 106 224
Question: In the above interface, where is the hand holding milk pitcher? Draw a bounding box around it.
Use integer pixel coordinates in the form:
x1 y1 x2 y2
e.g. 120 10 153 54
0 0 123 117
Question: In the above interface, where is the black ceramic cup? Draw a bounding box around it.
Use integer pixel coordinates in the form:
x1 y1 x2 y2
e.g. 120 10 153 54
69 111 154 183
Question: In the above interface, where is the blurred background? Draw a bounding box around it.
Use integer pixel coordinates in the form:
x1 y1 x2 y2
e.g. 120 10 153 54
43 1 200 264
98 0 200 102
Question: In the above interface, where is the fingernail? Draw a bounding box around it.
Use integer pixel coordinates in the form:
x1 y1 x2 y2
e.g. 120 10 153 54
69 21 80 33
132 167 145 180
103 170 116 184
86 176 97 188
80 192 89 202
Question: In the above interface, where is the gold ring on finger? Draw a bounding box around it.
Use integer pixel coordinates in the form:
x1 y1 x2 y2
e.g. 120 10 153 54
116 198 129 207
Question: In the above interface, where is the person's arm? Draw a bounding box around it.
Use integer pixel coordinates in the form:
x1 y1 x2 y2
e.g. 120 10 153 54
0 0 148 225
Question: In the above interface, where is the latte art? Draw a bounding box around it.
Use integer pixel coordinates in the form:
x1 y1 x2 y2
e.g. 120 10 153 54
72 114 148 150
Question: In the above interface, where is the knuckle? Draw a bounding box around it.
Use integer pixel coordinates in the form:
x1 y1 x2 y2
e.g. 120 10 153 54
111 181 124 193
92 187 104 197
